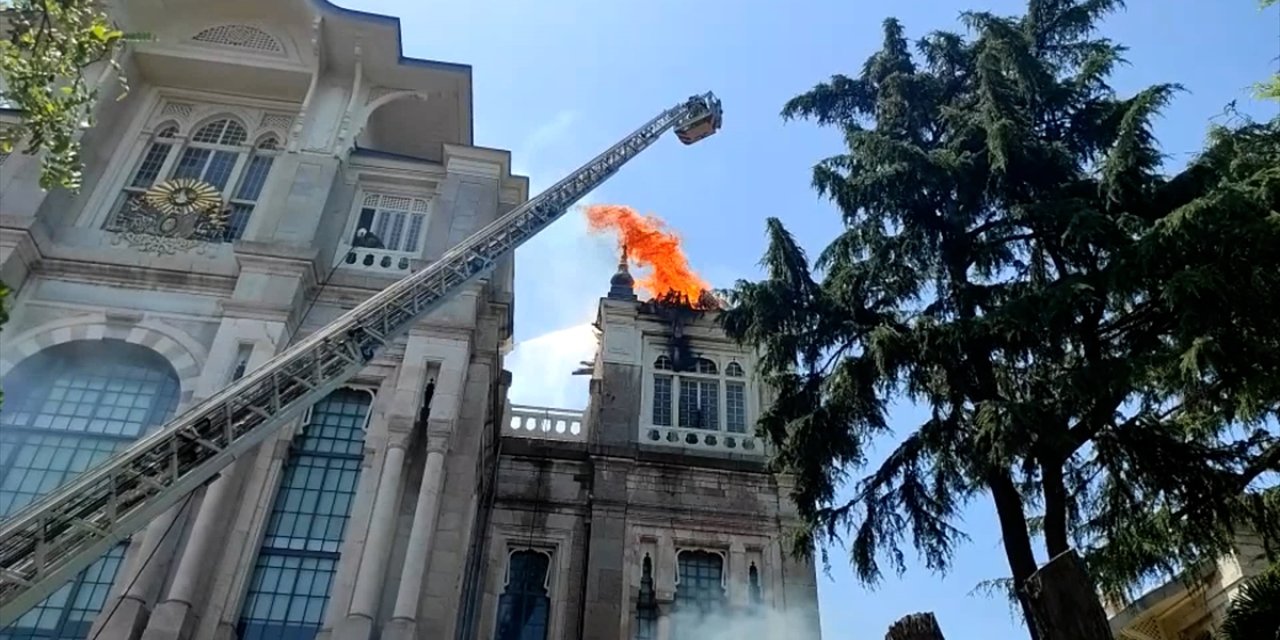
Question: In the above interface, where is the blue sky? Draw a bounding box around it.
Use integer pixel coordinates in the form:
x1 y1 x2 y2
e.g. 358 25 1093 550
340 1 1278 637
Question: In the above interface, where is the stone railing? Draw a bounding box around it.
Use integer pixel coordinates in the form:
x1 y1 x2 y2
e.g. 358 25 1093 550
507 405 586 442
642 424 765 455
338 245 415 275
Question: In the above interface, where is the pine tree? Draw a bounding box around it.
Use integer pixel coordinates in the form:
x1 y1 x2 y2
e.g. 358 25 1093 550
719 1 1280 636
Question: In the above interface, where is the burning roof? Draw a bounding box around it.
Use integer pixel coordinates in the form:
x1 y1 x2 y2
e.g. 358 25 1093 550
585 204 712 304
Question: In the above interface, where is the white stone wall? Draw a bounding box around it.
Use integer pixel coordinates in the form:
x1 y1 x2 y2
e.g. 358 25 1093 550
0 3 527 640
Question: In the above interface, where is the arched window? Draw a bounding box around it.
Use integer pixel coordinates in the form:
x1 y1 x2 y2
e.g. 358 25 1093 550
495 549 552 640
748 562 763 607
633 554 657 640
673 550 725 640
236 388 371 640
107 116 280 242
650 355 749 432
0 340 179 640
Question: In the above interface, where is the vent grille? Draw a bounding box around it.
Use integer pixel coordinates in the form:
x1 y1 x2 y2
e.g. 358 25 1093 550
193 25 283 54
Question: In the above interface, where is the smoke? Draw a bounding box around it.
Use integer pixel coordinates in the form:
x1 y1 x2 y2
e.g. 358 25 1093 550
666 605 822 640
583 204 710 300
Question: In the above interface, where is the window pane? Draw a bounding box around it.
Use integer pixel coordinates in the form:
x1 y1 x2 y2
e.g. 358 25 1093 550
726 382 746 433
698 380 718 430
678 379 698 428
171 147 211 180
235 155 274 202
495 551 551 640
129 142 172 188
203 150 239 190
634 556 658 640
192 120 228 143
0 341 178 640
237 389 370 640
403 214 426 253
673 551 725 640
385 211 407 251
224 203 254 241
653 375 672 427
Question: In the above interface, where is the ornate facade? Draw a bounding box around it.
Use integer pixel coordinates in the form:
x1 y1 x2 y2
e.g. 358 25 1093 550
0 2 820 639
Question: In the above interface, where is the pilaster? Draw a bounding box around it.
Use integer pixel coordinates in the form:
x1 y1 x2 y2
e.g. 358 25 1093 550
0 214 44 295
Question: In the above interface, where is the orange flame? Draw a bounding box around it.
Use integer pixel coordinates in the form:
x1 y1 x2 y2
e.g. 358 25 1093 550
584 204 710 300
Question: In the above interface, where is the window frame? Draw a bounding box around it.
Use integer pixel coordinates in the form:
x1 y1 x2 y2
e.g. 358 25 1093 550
0 339 180 640
340 187 434 257
641 343 755 436
234 387 374 640
494 547 555 640
486 530 568 640
625 527 779 638
85 96 292 240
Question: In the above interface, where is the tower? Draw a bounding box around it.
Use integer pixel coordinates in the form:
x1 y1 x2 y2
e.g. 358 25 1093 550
494 262 823 640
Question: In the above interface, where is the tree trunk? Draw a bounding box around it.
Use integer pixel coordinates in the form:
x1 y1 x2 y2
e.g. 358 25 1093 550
1022 549 1113 640
987 472 1044 640
885 612 946 640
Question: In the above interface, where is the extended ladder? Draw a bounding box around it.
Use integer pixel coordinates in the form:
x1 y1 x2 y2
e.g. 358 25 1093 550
0 93 723 621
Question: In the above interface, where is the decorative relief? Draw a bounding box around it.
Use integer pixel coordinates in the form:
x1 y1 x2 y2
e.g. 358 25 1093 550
192 24 284 54
260 113 294 131
108 178 229 256
162 102 194 119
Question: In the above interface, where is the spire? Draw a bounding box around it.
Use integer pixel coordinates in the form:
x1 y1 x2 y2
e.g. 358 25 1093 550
607 244 636 301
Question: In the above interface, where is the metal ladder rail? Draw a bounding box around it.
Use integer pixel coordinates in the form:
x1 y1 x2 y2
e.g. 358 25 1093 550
0 93 720 620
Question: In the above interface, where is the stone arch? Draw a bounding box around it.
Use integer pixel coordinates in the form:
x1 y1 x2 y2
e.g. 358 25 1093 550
0 314 206 406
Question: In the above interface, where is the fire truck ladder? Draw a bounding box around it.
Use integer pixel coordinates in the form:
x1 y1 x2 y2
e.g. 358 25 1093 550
0 92 723 621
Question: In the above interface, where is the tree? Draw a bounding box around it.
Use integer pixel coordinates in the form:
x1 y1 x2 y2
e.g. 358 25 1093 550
0 0 132 190
1219 561 1280 640
719 1 1280 637
1261 0 1280 100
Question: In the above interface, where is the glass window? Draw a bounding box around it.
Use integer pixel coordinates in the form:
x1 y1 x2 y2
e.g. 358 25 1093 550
673 551 725 640
0 340 179 640
633 554 657 640
652 355 745 433
748 562 763 607
348 193 430 254
652 375 673 426
494 550 551 640
106 115 280 242
235 388 371 640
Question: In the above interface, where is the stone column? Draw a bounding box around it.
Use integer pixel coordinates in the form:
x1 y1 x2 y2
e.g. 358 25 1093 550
89 501 191 640
336 438 408 640
656 602 674 640
140 329 282 640
393 442 446 618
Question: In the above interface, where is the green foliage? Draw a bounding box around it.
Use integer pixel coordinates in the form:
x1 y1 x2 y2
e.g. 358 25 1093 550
721 0 1280 617
1260 0 1280 100
0 0 133 190
1219 561 1280 640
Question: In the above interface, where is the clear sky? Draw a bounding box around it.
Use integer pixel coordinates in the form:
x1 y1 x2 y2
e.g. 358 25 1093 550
339 1 1278 637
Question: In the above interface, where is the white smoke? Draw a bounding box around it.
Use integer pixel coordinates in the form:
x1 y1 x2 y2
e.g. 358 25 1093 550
666 606 822 640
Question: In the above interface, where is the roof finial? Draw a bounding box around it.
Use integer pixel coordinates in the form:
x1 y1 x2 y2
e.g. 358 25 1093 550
607 243 637 301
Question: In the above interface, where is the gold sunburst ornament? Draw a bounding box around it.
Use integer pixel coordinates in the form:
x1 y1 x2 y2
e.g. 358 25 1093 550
144 178 223 215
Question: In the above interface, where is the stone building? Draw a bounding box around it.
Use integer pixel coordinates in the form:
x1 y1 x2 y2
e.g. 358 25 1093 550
0 1 821 639
1105 534 1271 640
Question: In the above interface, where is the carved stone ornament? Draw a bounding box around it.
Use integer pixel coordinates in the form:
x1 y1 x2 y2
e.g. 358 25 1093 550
109 178 230 256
